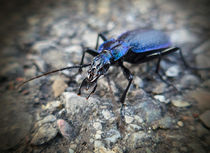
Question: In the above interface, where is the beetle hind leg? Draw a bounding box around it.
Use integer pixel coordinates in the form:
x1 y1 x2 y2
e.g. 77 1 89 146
155 52 180 93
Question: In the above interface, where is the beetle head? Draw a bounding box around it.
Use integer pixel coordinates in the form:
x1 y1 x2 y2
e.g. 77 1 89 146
78 50 112 98
87 52 111 82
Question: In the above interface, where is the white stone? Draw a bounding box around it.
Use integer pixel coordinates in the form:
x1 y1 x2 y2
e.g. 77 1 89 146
154 95 167 103
166 65 180 77
134 115 143 124
102 110 112 120
177 121 184 127
172 100 191 107
125 115 134 124
95 131 102 139
93 122 102 130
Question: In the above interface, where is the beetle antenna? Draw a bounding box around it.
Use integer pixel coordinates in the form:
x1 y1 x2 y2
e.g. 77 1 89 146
17 64 91 88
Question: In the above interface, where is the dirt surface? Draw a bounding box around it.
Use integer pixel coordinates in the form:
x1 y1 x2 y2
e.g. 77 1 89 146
0 0 210 153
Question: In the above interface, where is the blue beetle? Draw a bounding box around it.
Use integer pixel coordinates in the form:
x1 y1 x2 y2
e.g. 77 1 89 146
18 29 210 120
78 29 183 101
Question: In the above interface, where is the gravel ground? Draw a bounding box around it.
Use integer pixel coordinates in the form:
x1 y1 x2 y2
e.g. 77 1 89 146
0 0 210 153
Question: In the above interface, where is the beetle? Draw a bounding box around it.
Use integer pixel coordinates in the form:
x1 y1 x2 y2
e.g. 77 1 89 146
18 29 210 121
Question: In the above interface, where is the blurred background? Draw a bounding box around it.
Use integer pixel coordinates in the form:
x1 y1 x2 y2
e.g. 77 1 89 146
0 0 210 153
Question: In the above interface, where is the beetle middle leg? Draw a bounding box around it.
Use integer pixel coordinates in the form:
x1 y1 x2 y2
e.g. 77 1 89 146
95 32 108 50
119 62 133 121
79 47 99 72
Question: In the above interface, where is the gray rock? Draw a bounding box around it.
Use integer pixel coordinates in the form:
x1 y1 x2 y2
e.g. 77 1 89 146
94 140 104 148
134 115 144 124
31 123 58 145
95 130 103 139
62 92 99 124
189 89 210 111
199 110 210 128
127 131 149 149
196 123 209 137
170 29 197 44
104 129 121 146
26 54 47 72
64 45 82 64
180 74 200 88
102 109 113 120
152 82 167 94
193 39 210 54
133 76 144 88
62 92 89 114
82 30 97 47
93 122 102 130
188 142 206 153
57 119 75 140
42 49 69 69
152 116 174 129
137 100 164 123
0 92 33 150
43 101 63 112
127 124 142 132
35 115 56 128
195 53 210 78
23 65 37 77
124 115 134 124
0 63 24 78
60 37 71 46
69 148 74 153
31 39 56 53
50 19 76 37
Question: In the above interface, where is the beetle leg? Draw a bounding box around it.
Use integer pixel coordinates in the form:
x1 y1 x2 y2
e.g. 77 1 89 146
86 83 97 99
95 32 108 50
155 52 179 92
78 46 99 73
177 47 210 70
119 62 133 121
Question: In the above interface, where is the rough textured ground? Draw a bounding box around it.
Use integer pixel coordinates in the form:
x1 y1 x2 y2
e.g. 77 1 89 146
0 0 210 153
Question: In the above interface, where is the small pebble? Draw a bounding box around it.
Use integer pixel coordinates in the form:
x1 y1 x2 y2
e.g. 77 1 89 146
172 100 191 107
134 115 143 124
154 95 169 103
102 110 112 120
69 148 74 153
177 121 184 127
93 122 102 130
125 115 134 124
166 65 180 77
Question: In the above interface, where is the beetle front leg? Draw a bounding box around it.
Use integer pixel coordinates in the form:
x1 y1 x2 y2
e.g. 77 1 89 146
78 46 99 73
119 62 133 121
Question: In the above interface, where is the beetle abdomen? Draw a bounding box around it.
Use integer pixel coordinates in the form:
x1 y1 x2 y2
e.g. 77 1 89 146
117 29 171 53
